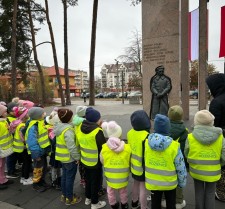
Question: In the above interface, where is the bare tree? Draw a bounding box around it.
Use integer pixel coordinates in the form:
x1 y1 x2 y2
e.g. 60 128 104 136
11 0 18 98
129 0 141 6
45 0 65 106
28 0 46 104
62 0 78 105
89 0 99 106
118 30 142 76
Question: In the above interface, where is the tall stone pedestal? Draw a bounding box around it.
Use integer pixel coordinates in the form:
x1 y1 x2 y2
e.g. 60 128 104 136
142 0 181 116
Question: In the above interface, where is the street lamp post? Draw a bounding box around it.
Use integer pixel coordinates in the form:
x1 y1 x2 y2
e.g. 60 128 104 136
121 70 124 104
115 59 119 94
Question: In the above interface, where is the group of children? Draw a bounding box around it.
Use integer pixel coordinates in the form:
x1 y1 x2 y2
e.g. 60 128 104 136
0 97 225 209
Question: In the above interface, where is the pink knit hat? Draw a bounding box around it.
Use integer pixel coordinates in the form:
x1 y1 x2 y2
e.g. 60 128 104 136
22 100 34 109
12 106 29 120
9 107 29 133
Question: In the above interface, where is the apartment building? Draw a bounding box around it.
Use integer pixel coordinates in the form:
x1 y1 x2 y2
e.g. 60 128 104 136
100 62 140 92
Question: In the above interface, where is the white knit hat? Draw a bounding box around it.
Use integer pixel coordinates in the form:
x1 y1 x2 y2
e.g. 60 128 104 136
46 107 60 125
194 110 215 126
76 106 87 117
102 121 122 138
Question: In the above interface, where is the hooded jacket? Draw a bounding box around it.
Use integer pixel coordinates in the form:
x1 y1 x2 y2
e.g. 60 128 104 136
54 122 80 163
206 74 225 129
170 121 188 153
100 136 126 164
184 125 225 166
80 120 106 168
147 133 187 188
128 110 150 181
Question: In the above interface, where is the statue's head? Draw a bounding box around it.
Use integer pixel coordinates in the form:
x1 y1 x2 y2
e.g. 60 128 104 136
155 65 164 76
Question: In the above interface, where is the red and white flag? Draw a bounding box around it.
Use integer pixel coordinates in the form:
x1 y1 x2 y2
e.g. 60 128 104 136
188 8 199 61
219 6 225 58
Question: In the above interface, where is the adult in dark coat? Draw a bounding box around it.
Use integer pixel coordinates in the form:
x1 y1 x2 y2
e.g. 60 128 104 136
150 65 172 119
206 73 225 202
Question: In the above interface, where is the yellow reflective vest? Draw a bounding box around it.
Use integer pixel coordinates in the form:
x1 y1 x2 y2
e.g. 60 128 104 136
7 116 16 124
13 123 25 153
77 127 101 166
0 120 13 150
25 120 50 152
145 139 179 191
187 133 223 182
74 123 82 147
127 129 148 176
101 143 131 189
55 127 72 162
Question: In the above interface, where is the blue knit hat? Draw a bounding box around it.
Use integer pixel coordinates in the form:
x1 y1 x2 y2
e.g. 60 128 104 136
154 114 170 136
131 110 151 131
85 107 101 123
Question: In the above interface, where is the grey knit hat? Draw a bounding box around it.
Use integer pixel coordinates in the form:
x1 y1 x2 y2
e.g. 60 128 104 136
28 107 45 120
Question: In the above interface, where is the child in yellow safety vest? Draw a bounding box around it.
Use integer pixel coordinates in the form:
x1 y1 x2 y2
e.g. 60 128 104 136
184 110 225 209
54 108 82 206
101 121 131 209
10 106 33 185
161 105 188 209
127 110 151 209
145 114 187 209
77 107 106 209
0 104 14 190
25 107 50 193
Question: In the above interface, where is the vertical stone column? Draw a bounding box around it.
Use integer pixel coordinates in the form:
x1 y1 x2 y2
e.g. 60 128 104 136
142 0 180 116
181 0 189 120
198 0 208 110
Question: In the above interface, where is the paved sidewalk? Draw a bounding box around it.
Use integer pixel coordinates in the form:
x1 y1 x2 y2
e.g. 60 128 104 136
0 99 224 209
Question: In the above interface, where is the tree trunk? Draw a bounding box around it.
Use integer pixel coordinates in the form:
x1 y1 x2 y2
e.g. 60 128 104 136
28 0 46 104
89 0 98 106
63 0 71 105
10 0 18 99
45 0 65 106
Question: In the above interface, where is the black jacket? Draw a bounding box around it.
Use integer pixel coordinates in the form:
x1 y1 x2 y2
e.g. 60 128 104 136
206 73 225 130
80 120 106 169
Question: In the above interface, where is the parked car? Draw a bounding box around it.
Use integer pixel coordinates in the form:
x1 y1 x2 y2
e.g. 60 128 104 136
118 92 127 98
104 92 118 98
95 93 104 98
127 91 142 98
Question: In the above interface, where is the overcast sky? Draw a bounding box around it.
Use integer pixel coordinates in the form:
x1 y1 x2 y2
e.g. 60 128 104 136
35 0 225 75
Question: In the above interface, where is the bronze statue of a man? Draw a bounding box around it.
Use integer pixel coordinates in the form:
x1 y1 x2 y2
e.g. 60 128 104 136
150 65 172 119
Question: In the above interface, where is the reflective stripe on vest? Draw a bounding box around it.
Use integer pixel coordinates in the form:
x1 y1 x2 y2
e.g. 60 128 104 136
55 128 72 162
102 143 131 189
0 120 13 150
187 133 222 182
77 127 101 166
13 123 25 153
127 129 148 176
145 137 178 191
25 120 50 150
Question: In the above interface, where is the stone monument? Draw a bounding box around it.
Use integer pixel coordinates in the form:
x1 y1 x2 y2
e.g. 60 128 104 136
142 0 181 117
